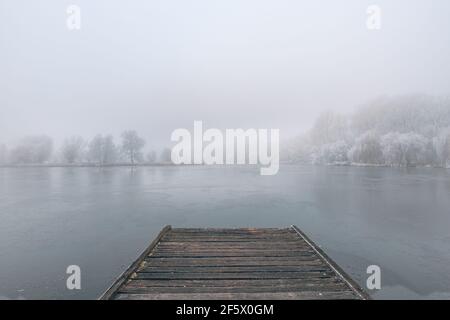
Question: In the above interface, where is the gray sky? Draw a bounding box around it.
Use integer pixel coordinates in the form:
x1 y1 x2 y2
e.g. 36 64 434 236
1 0 450 150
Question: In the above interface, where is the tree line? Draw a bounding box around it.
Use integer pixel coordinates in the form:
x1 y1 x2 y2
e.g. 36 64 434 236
283 94 450 168
0 131 172 165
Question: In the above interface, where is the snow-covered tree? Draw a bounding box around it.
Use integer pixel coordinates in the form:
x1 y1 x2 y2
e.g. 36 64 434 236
381 132 429 166
281 135 313 163
400 133 429 166
120 130 145 165
380 133 404 166
285 94 450 167
9 136 53 164
312 140 350 165
61 136 86 163
433 128 450 168
88 135 117 165
352 95 450 137
348 131 384 165
310 111 349 145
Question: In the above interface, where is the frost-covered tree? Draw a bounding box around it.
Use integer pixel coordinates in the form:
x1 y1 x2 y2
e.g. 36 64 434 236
61 136 86 163
348 131 384 165
424 97 450 137
285 94 450 167
380 133 404 166
88 135 117 165
281 135 313 163
312 140 350 165
310 111 349 145
433 128 450 168
381 132 428 166
9 136 53 164
120 130 145 165
88 135 102 164
102 135 118 164
352 95 450 137
400 133 429 166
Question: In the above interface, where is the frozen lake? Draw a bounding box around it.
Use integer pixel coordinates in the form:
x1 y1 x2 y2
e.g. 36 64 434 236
1 165 450 299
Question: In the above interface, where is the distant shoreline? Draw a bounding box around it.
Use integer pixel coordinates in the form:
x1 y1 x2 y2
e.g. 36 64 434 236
0 163 178 168
1 162 449 170
283 161 450 170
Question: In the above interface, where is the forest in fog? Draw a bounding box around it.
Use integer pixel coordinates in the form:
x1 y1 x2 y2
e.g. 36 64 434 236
2 95 450 168
0 130 172 166
283 95 450 168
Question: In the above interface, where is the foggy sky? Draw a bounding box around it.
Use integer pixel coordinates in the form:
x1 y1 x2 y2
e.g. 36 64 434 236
1 0 450 150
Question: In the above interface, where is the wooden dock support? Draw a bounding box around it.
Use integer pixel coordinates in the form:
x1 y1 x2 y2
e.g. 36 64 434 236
100 225 369 300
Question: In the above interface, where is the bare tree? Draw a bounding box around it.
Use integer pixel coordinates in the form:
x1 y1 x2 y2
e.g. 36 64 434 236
120 130 145 165
61 136 86 163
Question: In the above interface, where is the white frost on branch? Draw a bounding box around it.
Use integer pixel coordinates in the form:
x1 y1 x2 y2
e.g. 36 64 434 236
286 95 450 168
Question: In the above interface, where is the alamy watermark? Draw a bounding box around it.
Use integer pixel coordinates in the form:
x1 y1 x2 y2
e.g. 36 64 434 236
366 5 382 30
66 265 81 290
171 121 280 175
366 265 381 290
66 5 81 30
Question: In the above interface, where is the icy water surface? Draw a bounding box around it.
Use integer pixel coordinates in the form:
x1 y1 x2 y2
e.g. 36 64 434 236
1 165 450 299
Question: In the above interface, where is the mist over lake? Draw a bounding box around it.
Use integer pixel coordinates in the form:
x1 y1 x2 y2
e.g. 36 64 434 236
2 0 450 302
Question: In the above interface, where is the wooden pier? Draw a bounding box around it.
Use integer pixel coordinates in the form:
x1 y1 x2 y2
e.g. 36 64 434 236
100 226 369 300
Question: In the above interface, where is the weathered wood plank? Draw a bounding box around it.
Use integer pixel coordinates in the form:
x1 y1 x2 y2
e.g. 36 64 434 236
164 237 299 244
118 284 350 294
139 266 330 273
158 240 308 248
134 271 335 280
163 239 302 243
143 259 325 267
150 252 317 258
145 256 324 264
153 249 316 254
168 230 295 234
165 232 299 238
114 291 359 300
156 243 311 248
123 278 345 288
171 228 292 233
